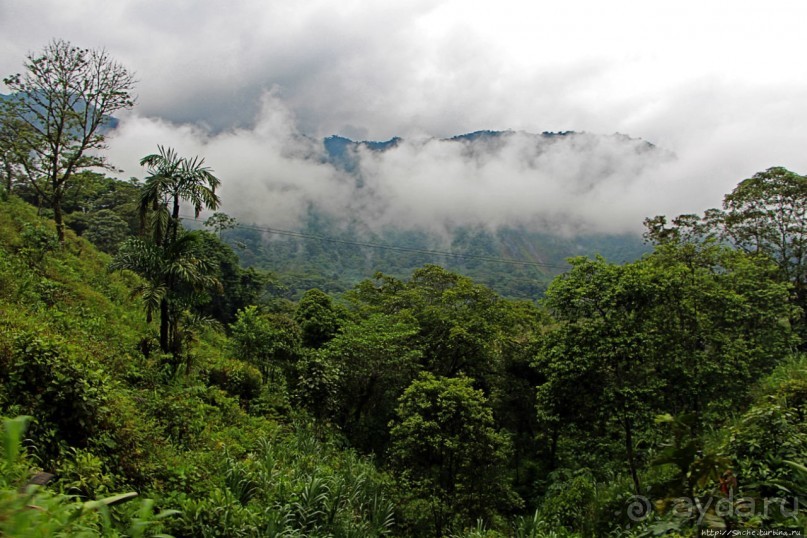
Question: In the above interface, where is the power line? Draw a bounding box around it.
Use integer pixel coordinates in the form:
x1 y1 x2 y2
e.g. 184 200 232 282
180 215 569 270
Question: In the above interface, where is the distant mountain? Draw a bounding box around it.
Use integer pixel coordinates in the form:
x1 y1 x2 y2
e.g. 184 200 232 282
0 92 119 132
323 129 662 165
323 135 402 173
226 130 657 299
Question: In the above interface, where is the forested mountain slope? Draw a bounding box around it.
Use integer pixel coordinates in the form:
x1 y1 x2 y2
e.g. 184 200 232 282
0 196 396 536
1 178 806 535
227 130 656 299
1 39 805 537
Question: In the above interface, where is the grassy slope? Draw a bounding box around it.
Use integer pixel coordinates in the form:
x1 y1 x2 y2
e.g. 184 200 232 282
0 196 394 537
1 194 803 536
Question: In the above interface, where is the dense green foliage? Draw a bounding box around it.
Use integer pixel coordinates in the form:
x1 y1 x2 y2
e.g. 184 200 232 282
1 41 806 537
0 198 395 536
0 39 135 242
1 171 806 535
389 373 518 536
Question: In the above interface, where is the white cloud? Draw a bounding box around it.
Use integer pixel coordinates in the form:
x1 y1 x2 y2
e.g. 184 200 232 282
107 98 682 236
3 0 807 235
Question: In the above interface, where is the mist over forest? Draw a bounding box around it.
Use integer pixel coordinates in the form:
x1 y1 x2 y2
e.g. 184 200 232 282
105 94 705 240
2 3 807 535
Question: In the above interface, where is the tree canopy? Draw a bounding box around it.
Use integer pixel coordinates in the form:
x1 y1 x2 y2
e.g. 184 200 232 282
0 39 135 241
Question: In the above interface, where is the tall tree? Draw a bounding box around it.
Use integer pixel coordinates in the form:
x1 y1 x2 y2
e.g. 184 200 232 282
389 373 518 536
0 39 135 241
111 233 220 356
645 167 807 334
138 146 221 246
646 239 795 418
294 288 345 349
349 265 505 389
720 167 807 311
320 313 422 453
113 147 222 356
537 246 794 495
537 257 664 493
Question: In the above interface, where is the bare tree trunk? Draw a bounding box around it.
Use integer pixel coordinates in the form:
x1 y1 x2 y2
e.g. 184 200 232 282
53 197 65 242
160 298 170 353
2 161 13 194
624 415 641 494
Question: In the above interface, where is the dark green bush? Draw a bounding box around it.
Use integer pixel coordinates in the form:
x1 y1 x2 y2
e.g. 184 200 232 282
17 222 59 269
207 358 263 402
1 330 108 454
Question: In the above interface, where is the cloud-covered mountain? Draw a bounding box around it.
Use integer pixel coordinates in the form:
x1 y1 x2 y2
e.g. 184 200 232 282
106 94 684 238
313 128 673 237
101 96 687 297
217 127 665 297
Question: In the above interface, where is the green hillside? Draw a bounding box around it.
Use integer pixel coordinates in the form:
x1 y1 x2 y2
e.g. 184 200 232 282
1 40 805 536
0 196 396 536
222 218 648 301
1 178 806 535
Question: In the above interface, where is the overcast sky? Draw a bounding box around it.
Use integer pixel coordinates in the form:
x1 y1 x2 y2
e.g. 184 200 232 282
2 0 806 234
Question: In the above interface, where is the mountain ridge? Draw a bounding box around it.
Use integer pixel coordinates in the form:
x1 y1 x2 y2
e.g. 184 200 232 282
227 128 657 299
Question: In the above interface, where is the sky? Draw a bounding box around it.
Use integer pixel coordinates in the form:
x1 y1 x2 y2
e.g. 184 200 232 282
1 0 806 235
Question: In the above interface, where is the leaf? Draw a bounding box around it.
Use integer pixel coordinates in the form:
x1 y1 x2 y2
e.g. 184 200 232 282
783 460 807 475
82 491 139 510
2 416 32 466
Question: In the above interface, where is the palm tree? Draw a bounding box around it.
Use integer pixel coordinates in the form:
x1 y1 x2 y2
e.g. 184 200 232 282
112 146 223 357
138 146 221 246
111 234 221 355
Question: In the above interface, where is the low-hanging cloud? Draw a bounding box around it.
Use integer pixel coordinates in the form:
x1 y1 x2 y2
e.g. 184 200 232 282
5 0 794 238
346 131 672 235
107 93 357 230
104 93 757 238
4 1 807 251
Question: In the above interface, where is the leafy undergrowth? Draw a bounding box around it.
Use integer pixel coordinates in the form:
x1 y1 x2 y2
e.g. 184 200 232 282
1 195 805 537
0 197 395 536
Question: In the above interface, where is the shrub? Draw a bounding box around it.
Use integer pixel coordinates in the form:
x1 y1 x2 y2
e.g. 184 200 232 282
0 416 176 536
1 331 109 455
17 222 59 269
207 358 263 402
537 469 597 535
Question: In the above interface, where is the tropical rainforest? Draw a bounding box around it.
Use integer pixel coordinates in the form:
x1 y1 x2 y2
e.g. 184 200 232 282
0 40 805 537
